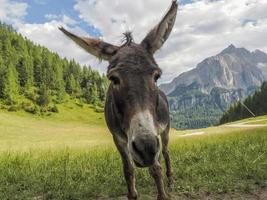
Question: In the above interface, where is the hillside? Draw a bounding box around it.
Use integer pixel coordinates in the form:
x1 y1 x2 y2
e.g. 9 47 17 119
0 23 108 114
0 101 110 151
0 108 266 199
220 81 267 124
160 45 267 129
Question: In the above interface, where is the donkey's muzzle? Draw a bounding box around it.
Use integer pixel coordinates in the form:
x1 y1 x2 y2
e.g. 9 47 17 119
131 134 159 167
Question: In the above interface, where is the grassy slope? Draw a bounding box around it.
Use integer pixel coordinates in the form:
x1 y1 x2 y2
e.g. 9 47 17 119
0 105 266 199
0 102 111 151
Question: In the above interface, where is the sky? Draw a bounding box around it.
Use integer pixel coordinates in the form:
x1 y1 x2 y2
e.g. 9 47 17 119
0 0 267 83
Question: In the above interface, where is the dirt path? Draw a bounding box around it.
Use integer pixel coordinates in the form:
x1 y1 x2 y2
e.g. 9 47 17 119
179 131 205 137
224 119 267 128
225 124 267 128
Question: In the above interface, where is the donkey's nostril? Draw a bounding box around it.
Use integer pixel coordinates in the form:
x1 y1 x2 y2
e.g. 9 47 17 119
132 140 142 156
132 141 137 152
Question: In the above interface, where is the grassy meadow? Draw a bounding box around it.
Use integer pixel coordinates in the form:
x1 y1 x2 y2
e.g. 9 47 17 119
0 103 266 199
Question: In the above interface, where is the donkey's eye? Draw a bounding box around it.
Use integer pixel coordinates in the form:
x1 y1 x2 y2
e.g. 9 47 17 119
109 75 120 85
154 73 161 82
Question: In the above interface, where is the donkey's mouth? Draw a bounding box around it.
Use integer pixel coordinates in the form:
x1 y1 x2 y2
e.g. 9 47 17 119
131 151 157 168
133 158 154 168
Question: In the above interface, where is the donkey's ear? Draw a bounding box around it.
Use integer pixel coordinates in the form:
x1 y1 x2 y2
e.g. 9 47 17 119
59 27 118 61
141 0 178 54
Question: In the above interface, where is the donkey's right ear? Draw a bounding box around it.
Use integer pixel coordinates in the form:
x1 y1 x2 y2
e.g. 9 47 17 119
141 0 178 54
59 27 119 61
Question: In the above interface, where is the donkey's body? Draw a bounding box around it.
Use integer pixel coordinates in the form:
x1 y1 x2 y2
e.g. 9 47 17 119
105 85 171 199
60 1 178 199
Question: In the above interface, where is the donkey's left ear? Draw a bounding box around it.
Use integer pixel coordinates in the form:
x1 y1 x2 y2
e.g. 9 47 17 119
141 0 178 54
59 27 119 61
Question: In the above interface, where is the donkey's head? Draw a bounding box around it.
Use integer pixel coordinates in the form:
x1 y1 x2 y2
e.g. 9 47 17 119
60 0 178 167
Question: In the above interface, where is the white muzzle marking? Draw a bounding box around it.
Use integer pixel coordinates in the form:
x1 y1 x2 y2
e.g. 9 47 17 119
128 110 157 140
127 110 160 166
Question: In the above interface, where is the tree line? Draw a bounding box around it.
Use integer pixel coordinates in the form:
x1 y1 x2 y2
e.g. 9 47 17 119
220 81 267 124
0 22 109 114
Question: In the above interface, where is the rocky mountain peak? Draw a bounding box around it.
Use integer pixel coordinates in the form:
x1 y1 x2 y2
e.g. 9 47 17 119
220 44 236 54
219 44 251 58
160 45 267 95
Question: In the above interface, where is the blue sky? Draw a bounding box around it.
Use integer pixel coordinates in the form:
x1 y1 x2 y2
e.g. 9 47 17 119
16 0 101 36
0 0 266 83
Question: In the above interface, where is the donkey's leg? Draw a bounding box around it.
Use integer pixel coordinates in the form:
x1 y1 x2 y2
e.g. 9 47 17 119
114 137 138 200
122 156 137 200
161 129 173 187
149 161 169 200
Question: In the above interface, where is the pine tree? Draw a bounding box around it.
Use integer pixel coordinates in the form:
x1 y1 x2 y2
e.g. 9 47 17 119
37 83 50 106
1 38 13 63
32 46 43 87
54 61 65 102
0 56 4 98
66 74 76 96
90 83 99 105
16 54 34 88
2 62 19 104
99 74 109 102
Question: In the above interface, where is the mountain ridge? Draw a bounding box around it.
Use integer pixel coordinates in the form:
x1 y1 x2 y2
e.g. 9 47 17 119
161 44 267 129
160 44 267 95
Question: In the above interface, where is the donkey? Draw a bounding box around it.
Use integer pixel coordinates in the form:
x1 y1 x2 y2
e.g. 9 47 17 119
59 1 178 199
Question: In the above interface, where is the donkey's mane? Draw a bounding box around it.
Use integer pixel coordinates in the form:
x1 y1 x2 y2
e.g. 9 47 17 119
121 31 134 46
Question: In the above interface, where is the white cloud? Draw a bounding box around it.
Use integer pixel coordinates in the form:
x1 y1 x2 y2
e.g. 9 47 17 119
45 14 78 25
45 14 60 20
74 0 267 83
74 0 171 44
0 0 28 26
62 15 78 26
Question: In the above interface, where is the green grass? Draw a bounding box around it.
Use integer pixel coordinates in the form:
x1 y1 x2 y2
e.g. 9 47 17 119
0 107 266 199
246 119 267 125
0 102 111 151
